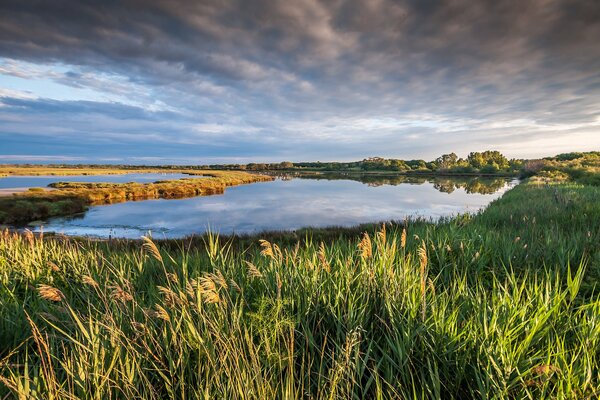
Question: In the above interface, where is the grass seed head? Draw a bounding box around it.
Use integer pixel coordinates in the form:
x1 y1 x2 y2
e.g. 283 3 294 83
141 236 163 264
245 261 263 278
154 304 171 322
259 239 274 258
418 241 428 269
199 276 221 304
318 242 330 272
82 275 99 288
358 232 372 258
24 229 35 247
400 228 407 249
110 284 134 303
37 284 65 302
377 224 387 245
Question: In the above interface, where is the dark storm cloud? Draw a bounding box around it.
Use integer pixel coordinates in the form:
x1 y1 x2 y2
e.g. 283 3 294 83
0 0 599 162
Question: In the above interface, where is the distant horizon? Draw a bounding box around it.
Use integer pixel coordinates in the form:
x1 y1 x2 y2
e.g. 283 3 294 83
0 149 597 167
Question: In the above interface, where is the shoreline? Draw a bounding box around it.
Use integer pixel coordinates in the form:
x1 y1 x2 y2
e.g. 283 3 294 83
0 170 273 225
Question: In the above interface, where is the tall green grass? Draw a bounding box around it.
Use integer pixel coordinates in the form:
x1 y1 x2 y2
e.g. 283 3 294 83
0 182 598 399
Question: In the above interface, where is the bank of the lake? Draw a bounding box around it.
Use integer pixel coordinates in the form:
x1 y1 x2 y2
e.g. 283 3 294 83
1 179 598 399
0 170 273 224
31 176 513 238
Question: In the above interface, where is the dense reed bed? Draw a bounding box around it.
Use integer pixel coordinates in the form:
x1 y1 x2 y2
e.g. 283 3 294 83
0 181 599 399
0 171 272 224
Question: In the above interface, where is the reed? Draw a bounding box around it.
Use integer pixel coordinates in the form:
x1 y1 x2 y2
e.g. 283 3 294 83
0 181 599 398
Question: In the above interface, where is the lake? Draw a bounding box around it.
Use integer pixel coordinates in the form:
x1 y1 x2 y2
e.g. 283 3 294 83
0 173 193 189
32 175 517 238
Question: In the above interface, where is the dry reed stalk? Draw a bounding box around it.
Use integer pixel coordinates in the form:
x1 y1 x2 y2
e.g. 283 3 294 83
245 261 263 278
199 276 221 304
37 284 65 302
48 261 60 272
259 240 274 258
418 241 428 322
400 228 407 249
186 279 197 301
213 270 228 289
229 279 242 293
532 364 560 375
318 242 330 272
358 233 372 259
377 224 387 246
141 236 163 264
110 284 134 303
158 286 185 308
82 275 99 288
154 304 171 322
166 273 179 284
23 229 34 247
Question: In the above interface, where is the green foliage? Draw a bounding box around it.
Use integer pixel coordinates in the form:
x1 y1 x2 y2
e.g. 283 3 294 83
200 150 520 175
435 152 458 170
467 150 510 170
523 152 600 185
0 181 599 399
553 152 585 161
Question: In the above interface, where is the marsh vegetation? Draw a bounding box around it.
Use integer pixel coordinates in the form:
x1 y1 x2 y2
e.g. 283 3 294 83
0 152 599 398
0 180 599 398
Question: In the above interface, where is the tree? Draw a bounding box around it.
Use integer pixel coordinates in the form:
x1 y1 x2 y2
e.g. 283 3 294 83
278 161 294 169
467 151 509 170
435 153 458 170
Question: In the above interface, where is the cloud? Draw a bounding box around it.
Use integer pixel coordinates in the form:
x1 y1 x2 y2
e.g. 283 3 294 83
0 0 599 163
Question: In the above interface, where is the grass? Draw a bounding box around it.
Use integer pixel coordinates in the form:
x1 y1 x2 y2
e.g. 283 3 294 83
0 170 272 224
0 180 598 399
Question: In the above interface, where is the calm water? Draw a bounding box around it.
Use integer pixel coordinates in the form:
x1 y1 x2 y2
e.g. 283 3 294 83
33 176 516 238
0 173 193 189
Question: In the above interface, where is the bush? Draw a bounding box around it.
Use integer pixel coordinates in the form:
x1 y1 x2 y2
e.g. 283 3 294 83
448 165 477 174
480 164 499 174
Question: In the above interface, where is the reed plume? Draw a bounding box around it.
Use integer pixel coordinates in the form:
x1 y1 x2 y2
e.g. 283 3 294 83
37 284 65 302
245 261 263 278
141 236 163 264
358 232 372 258
400 228 407 249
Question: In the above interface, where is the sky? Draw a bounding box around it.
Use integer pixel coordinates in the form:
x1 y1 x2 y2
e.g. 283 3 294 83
0 0 599 164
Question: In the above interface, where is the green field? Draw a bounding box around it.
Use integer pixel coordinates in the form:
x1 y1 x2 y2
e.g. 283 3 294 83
1 179 598 399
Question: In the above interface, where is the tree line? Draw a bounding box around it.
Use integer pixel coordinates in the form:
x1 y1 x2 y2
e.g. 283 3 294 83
201 150 522 174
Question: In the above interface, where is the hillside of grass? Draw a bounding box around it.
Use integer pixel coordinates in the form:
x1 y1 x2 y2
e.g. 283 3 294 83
0 180 598 399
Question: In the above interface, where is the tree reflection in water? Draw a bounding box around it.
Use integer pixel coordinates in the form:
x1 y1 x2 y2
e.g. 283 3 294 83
266 172 512 195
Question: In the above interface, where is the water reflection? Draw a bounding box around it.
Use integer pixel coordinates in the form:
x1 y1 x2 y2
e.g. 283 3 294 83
264 172 510 194
35 175 517 239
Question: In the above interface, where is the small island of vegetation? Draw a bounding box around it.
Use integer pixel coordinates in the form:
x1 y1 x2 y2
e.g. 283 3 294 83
0 169 273 225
